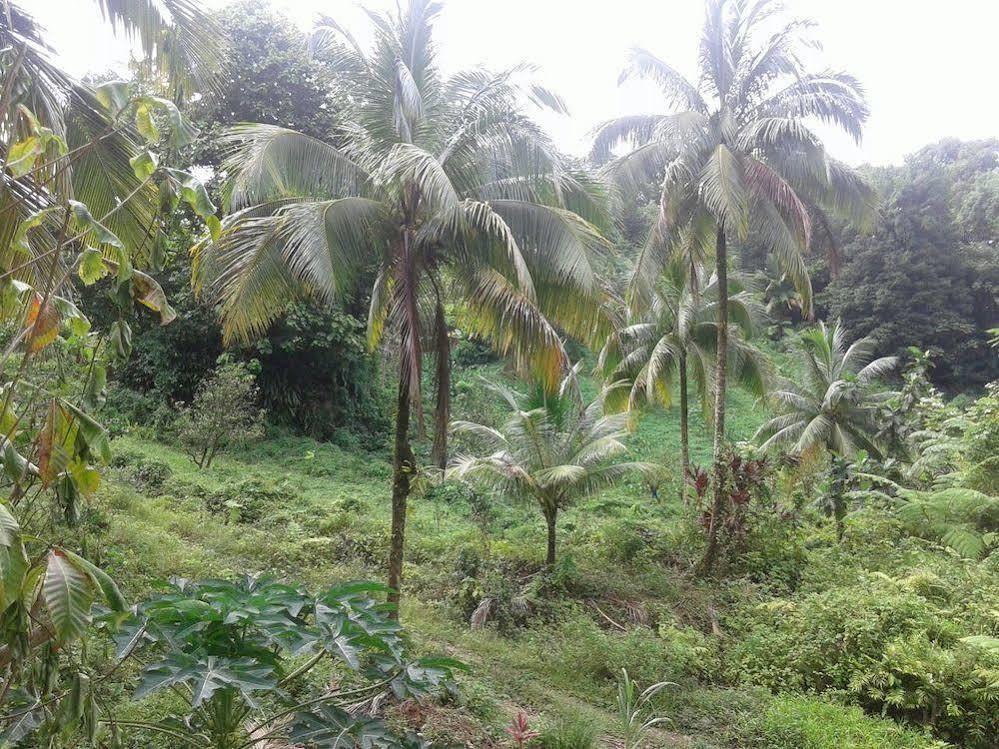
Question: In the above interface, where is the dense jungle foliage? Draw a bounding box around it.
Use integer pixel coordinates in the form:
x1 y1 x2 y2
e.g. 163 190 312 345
0 1 995 748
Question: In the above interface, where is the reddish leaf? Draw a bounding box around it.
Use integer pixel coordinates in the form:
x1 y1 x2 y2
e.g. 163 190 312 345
24 294 60 352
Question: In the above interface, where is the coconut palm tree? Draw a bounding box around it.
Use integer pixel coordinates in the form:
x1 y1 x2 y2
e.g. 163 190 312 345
448 372 653 566
755 321 897 459
193 0 610 611
601 259 768 502
592 0 875 571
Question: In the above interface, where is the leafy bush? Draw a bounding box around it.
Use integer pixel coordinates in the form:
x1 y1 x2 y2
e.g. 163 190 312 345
962 381 999 493
204 477 295 525
540 615 676 687
248 303 390 445
110 450 173 493
425 479 478 506
175 359 266 469
740 694 940 749
102 384 176 438
596 519 653 565
728 575 999 746
452 552 540 632
452 334 498 367
110 576 461 747
730 506 807 594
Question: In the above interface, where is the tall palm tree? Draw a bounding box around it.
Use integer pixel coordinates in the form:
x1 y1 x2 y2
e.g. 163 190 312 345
601 259 768 502
448 373 653 566
592 0 875 571
193 0 610 612
755 320 897 459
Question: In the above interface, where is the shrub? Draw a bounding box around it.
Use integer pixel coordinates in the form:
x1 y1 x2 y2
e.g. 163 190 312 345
728 575 998 746
962 381 999 493
175 359 266 469
110 450 173 493
249 303 389 445
452 555 538 632
103 385 176 438
541 614 674 687
425 479 478 505
204 477 295 524
596 520 651 565
740 694 940 749
732 508 807 594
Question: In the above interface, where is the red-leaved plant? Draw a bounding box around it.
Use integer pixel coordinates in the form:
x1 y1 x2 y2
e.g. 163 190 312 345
698 454 775 548
506 711 539 748
686 465 710 507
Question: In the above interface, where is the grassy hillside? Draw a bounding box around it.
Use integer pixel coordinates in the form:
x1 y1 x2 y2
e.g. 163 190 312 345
86 361 978 749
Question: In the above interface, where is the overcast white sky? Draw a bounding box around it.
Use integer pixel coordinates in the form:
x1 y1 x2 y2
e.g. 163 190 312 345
24 0 999 165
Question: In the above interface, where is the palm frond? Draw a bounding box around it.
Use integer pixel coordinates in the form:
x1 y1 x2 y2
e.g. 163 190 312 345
221 125 367 211
195 198 387 343
94 0 228 99
700 144 748 238
619 48 706 113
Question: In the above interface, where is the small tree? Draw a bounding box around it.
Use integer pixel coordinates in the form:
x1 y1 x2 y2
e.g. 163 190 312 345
755 321 897 460
448 372 654 567
110 577 461 747
177 359 265 469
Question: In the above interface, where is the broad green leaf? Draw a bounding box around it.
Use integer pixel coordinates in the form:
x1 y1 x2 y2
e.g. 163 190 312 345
61 401 111 464
129 150 158 180
0 504 28 610
62 549 127 614
60 672 89 724
50 295 91 338
158 179 179 213
57 473 82 525
167 169 217 219
43 550 95 643
109 320 132 360
6 137 41 178
0 503 20 546
135 102 159 143
83 360 108 411
2 699 43 743
140 97 198 147
10 210 47 258
206 215 222 242
6 106 66 178
67 458 101 497
78 248 107 286
68 201 123 248
0 438 32 485
94 80 131 115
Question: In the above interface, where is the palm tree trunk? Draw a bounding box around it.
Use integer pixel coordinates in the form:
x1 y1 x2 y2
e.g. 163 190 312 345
431 300 450 471
679 349 690 505
387 368 414 618
698 227 728 575
544 507 558 567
